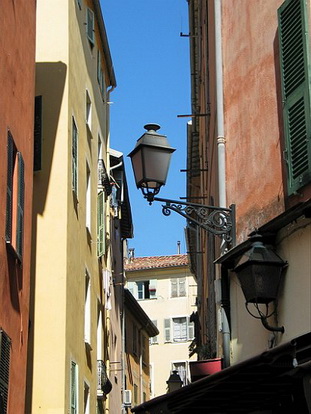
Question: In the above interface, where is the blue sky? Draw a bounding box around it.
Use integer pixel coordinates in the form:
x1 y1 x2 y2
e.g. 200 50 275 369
101 0 191 257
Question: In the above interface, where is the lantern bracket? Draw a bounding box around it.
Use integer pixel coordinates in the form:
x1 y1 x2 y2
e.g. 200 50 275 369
146 195 236 245
245 302 285 333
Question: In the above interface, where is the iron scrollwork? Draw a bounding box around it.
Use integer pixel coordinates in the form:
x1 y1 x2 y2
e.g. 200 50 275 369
153 197 235 245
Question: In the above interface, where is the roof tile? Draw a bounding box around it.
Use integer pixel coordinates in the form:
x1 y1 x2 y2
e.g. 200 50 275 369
124 254 189 271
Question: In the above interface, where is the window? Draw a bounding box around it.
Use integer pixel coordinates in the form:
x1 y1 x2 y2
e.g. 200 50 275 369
84 382 90 414
278 0 311 195
34 95 42 171
171 361 189 386
0 329 11 414
171 278 186 298
6 132 24 260
86 8 95 45
97 191 105 257
86 90 92 131
84 271 91 345
70 361 78 414
127 280 157 300
97 50 106 100
86 165 91 231
72 117 78 195
133 384 138 405
142 334 148 366
150 320 158 345
164 317 194 343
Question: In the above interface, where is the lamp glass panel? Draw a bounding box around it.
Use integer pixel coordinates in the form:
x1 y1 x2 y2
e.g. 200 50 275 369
142 146 172 185
130 150 143 187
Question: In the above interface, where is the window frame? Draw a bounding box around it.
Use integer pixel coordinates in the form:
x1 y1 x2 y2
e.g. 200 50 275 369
86 7 95 46
70 360 78 414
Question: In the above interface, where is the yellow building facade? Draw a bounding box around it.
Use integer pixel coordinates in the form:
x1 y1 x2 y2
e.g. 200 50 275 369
28 1 117 413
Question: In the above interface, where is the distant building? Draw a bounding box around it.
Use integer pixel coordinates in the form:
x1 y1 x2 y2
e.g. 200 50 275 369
123 289 158 411
0 1 36 413
125 254 197 397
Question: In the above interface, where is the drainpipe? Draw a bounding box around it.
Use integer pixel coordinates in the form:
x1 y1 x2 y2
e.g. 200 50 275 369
214 0 230 368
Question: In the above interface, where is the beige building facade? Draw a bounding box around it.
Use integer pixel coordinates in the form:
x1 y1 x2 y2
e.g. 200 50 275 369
27 1 123 413
125 254 197 397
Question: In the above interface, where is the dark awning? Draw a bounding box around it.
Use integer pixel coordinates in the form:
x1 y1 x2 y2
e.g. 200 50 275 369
131 332 311 413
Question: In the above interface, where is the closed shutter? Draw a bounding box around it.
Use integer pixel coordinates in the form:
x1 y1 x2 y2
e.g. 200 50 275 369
16 153 24 259
0 330 11 414
164 319 171 342
179 278 186 297
171 279 178 298
97 191 105 257
278 0 311 194
5 133 14 242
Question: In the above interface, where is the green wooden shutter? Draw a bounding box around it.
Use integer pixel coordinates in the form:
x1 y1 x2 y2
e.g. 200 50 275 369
86 8 95 45
278 0 311 194
0 330 11 414
16 153 24 259
97 191 105 257
5 134 14 242
70 361 78 414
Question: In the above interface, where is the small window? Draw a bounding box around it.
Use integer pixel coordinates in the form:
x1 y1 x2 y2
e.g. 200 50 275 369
171 278 186 298
70 360 78 414
86 8 95 45
84 382 90 414
86 90 92 131
84 271 91 345
97 191 105 257
6 132 25 260
86 164 91 232
127 280 157 300
72 117 78 195
164 317 194 343
171 361 189 386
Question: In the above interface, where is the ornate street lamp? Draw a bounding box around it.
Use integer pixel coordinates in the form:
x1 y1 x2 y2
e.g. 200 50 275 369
234 235 287 333
128 124 236 245
166 370 183 393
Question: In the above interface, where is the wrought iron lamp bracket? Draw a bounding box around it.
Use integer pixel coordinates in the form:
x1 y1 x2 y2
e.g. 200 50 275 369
147 196 236 244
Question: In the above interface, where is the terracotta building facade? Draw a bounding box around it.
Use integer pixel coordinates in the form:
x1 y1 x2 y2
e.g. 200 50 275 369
0 1 36 413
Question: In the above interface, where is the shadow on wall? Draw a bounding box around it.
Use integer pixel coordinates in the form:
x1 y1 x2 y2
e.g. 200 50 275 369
25 61 67 414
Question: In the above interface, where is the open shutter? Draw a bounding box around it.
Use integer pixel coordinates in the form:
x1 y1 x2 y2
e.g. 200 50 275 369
97 191 105 257
16 153 24 259
0 330 11 414
86 8 95 45
278 0 311 194
72 118 78 194
187 316 194 340
164 319 171 342
6 134 14 242
70 361 78 413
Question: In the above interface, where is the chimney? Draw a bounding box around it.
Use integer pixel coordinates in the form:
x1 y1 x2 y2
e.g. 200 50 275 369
177 241 181 255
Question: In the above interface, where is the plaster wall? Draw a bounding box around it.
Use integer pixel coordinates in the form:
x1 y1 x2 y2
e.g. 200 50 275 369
221 0 286 243
31 0 112 412
0 1 36 412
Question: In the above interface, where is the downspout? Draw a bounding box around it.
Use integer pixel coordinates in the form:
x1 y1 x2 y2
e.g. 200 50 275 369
214 0 230 368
